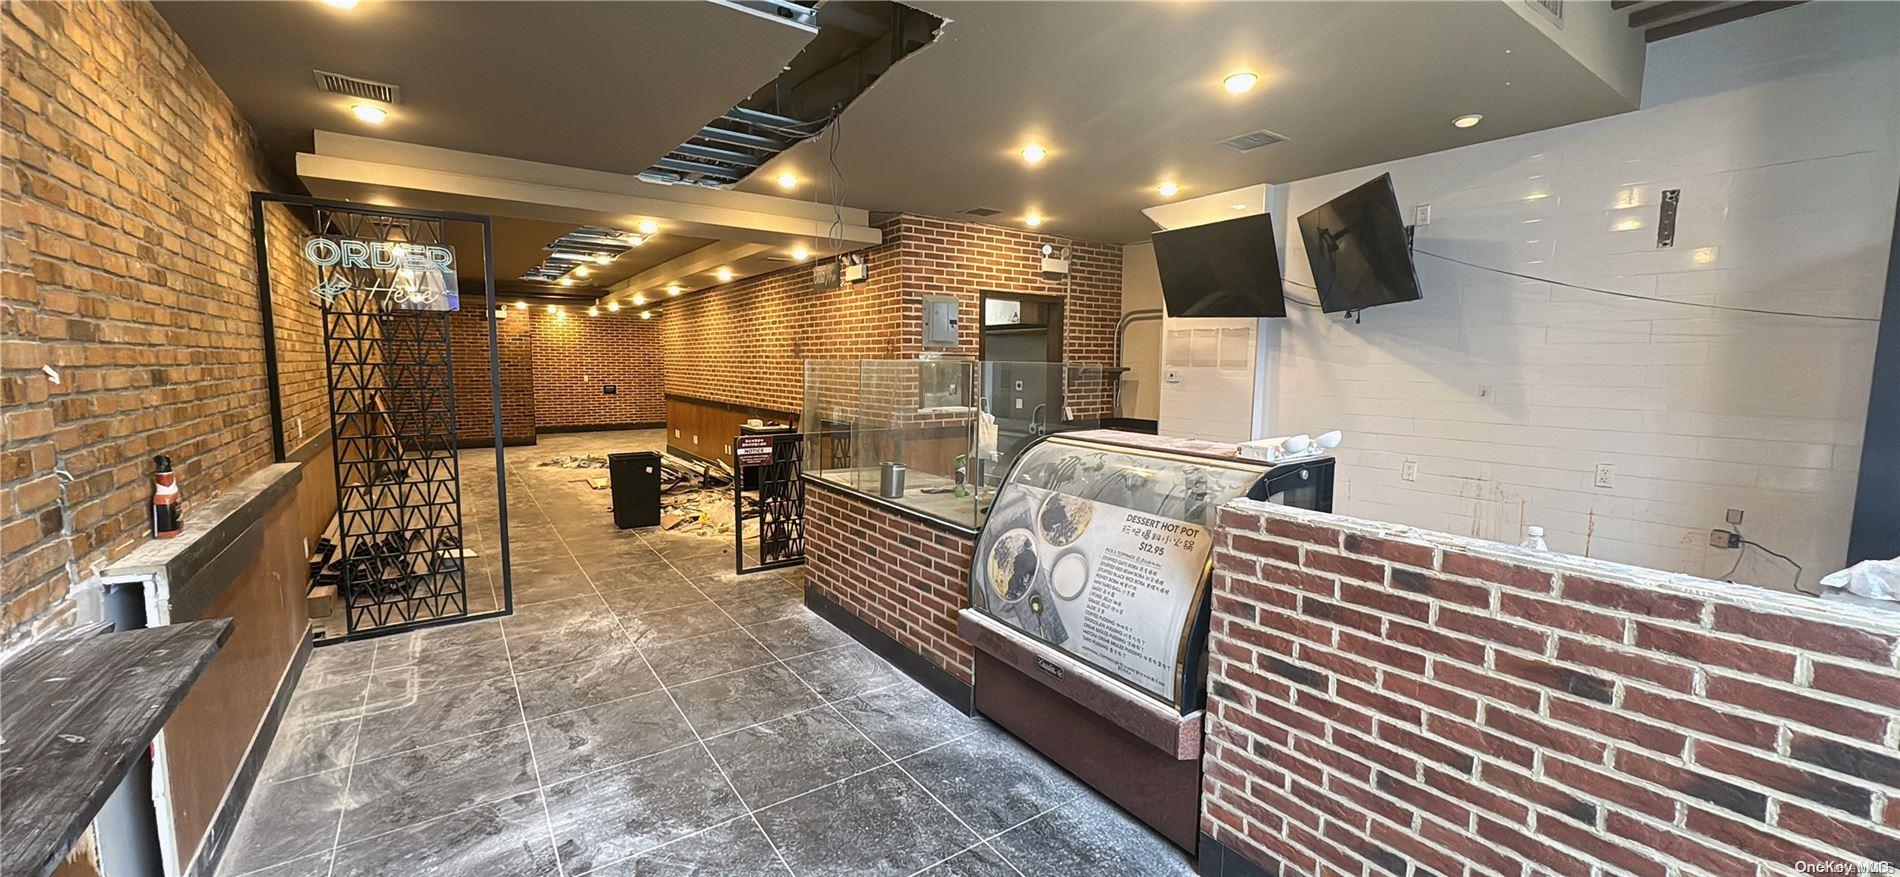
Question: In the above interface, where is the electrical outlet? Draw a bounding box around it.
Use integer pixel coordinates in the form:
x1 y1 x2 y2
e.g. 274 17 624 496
1594 463 1614 489
1709 529 1741 549
1401 460 1419 482
673 428 681 438
1414 204 1432 226
1726 508 1744 525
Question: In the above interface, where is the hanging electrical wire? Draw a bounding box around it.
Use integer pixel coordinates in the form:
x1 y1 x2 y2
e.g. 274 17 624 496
1413 249 1879 323
824 107 847 260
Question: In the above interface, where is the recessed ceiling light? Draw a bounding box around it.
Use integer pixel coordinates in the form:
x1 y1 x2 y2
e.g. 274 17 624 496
587 306 599 317
593 254 612 265
667 284 682 296
350 104 388 124
636 220 658 235
776 172 799 189
716 268 734 282
1223 72 1259 94
1232 202 1247 211
633 293 646 305
547 304 558 313
558 277 573 286
1024 213 1043 228
574 266 590 278
1020 144 1047 165
514 300 527 310
791 246 810 262
1452 113 1484 129
1157 182 1180 198
607 301 620 312
640 310 653 320
321 0 357 9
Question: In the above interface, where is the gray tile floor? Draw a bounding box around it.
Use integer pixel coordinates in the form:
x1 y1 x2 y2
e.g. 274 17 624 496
218 431 1195 877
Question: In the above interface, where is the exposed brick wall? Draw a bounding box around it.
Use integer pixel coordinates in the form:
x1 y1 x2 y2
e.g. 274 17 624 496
444 307 535 445
662 237 902 416
531 308 664 429
0 1 295 643
260 201 326 455
661 214 1123 419
1203 500 1900 877
805 477 977 683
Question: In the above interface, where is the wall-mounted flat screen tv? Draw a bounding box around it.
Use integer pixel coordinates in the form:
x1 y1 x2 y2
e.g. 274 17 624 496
1151 213 1286 318
1297 173 1422 314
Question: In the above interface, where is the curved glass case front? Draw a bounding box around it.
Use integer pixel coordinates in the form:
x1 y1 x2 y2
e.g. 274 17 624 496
968 434 1269 708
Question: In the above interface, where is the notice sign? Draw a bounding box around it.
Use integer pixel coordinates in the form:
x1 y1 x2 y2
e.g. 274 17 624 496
734 435 775 467
303 236 461 312
972 483 1212 702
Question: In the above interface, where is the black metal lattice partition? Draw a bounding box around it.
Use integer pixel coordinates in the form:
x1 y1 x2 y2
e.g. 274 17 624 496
315 207 468 633
735 432 806 575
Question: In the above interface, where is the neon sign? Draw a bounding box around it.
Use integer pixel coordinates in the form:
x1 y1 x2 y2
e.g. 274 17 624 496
303 237 461 312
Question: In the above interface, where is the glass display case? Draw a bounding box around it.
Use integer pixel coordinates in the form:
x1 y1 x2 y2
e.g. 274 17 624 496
802 360 1127 529
967 432 1337 711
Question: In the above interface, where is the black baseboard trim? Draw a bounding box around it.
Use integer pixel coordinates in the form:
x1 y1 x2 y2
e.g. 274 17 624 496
537 421 665 435
1197 832 1278 877
186 630 315 877
1101 418 1160 435
804 590 974 714
452 436 537 449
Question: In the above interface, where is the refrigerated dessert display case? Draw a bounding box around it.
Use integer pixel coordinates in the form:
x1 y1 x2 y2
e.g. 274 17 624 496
958 429 1335 850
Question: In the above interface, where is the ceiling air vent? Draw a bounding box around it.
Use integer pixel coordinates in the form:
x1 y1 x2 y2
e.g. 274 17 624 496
960 207 1002 217
1526 0 1563 27
1219 129 1290 152
313 69 401 104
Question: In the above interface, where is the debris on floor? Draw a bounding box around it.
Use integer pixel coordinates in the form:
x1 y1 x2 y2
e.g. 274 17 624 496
586 476 610 490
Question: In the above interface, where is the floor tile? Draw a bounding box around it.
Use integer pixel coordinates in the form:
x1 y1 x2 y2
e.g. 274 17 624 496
584 817 788 877
598 578 706 616
339 725 537 842
670 664 823 737
915 844 1019 877
218 768 347 875
617 600 739 647
331 790 559 877
543 745 747 875
753 764 976 877
897 725 1087 836
302 638 377 685
707 581 806 626
506 617 629 672
353 676 523 760
376 618 504 656
501 594 613 638
513 572 600 605
641 628 776 686
745 612 854 660
370 636 513 690
782 643 905 702
513 643 660 720
279 672 372 728
704 708 887 809
833 684 986 760
256 715 359 783
988 792 1196 876
527 689 696 784
227 852 332 877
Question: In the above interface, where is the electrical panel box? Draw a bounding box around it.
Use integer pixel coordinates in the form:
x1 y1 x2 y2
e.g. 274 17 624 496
922 296 960 348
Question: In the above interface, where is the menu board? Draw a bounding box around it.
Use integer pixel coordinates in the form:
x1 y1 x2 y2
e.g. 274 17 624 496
969 437 1266 705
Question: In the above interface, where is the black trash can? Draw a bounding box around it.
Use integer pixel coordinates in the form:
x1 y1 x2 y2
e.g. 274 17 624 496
608 451 662 529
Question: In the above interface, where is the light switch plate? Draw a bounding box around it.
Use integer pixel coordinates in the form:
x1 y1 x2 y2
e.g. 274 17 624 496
1401 460 1418 482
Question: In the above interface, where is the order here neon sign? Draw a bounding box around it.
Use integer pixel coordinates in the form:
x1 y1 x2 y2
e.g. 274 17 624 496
303 237 461 312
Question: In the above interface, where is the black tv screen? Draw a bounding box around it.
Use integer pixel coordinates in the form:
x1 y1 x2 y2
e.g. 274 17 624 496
1151 213 1286 318
1297 173 1422 313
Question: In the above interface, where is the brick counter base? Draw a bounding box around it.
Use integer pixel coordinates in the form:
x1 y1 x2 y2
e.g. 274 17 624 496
804 478 978 687
1203 500 1900 877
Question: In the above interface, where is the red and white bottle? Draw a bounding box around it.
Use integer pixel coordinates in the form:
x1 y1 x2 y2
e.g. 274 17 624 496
153 455 183 539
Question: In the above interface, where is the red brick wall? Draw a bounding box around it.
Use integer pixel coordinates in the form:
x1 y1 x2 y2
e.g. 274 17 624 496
446 307 535 445
1203 501 1900 877
805 478 977 683
661 214 1123 418
260 202 327 455
531 308 665 429
0 1 295 642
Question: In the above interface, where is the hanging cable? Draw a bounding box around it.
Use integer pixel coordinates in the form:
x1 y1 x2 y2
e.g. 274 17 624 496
1280 278 1325 310
1413 249 1878 323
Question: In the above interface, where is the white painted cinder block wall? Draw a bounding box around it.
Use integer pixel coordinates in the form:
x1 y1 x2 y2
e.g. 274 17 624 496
1268 2 1898 591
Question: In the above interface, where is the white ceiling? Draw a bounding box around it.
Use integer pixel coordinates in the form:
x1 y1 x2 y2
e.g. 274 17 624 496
741 1 1641 242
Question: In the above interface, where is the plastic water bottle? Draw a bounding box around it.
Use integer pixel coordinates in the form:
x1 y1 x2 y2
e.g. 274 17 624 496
1520 526 1549 551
